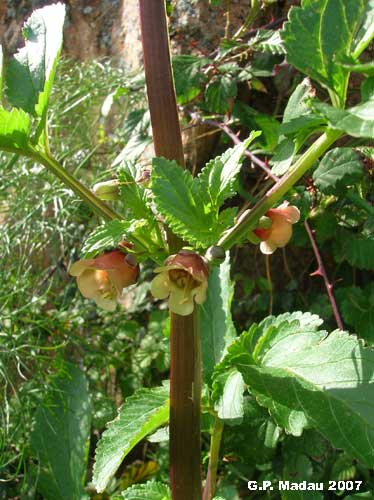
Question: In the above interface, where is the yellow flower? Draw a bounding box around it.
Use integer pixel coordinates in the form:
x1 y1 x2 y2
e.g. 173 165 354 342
69 250 139 311
254 201 300 254
151 250 209 316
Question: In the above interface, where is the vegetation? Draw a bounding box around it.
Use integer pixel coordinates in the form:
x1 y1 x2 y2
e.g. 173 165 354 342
1 1 374 499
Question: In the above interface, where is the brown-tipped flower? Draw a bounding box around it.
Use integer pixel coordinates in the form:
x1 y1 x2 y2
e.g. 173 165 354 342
254 201 300 254
69 250 139 311
151 250 209 316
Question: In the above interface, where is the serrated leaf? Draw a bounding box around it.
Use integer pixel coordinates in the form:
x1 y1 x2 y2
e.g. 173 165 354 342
201 253 237 383
233 102 279 151
254 30 286 55
335 229 374 270
5 3 65 117
172 55 209 105
282 0 368 106
198 132 260 209
205 75 237 114
151 158 220 247
337 285 374 343
217 315 374 467
118 161 152 219
30 363 91 500
313 148 364 195
116 481 171 500
0 108 31 152
270 139 295 176
93 386 169 493
313 99 374 138
82 219 160 258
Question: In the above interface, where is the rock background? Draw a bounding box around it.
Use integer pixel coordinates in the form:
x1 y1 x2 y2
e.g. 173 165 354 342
1 1 298 68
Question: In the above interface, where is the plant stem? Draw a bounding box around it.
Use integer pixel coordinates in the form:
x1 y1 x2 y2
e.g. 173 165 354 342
139 2 202 499
218 129 342 250
28 148 122 220
304 221 344 330
203 416 224 500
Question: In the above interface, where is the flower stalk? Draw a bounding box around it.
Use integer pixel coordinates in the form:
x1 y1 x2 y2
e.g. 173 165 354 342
139 1 202 498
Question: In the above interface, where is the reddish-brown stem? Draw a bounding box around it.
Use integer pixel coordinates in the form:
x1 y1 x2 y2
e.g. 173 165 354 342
138 2 202 499
304 221 344 330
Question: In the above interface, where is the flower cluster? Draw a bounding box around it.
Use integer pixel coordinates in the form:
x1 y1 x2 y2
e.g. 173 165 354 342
150 250 209 316
69 250 139 311
254 201 300 254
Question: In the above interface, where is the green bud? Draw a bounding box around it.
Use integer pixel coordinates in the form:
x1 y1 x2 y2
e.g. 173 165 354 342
257 216 272 229
92 179 120 201
247 231 261 244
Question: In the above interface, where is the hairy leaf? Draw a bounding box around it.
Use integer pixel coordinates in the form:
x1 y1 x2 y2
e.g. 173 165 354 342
0 108 31 152
151 158 226 247
82 219 160 259
118 161 152 219
254 30 286 55
30 363 91 500
172 55 209 105
282 0 368 106
201 253 236 383
198 133 260 209
215 312 374 466
205 75 237 114
314 99 374 138
313 148 364 195
93 385 169 493
337 285 374 343
117 481 171 500
215 369 245 422
6 3 65 117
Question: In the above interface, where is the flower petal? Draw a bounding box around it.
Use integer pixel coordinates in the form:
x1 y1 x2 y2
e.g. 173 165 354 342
69 259 96 276
282 205 300 224
151 272 171 299
168 289 194 316
77 269 110 298
260 240 277 254
93 293 117 311
269 215 293 247
193 282 208 304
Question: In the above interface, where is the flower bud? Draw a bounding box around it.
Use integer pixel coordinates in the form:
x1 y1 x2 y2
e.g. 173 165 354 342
92 179 120 201
205 245 226 264
136 168 151 187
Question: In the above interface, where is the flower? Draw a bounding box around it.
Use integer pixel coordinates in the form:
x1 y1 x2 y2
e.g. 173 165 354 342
254 201 300 254
151 250 209 316
69 250 139 311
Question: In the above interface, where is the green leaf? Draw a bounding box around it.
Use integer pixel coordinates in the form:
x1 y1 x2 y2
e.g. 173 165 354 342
30 363 91 500
314 99 374 138
337 285 374 343
223 315 374 466
93 385 169 493
6 3 66 117
233 102 279 151
254 30 286 55
0 108 31 152
351 0 374 58
118 161 152 219
334 229 374 270
82 219 162 259
117 481 171 500
282 0 368 106
313 148 364 195
0 45 3 101
270 139 295 176
198 132 260 209
205 75 237 114
215 369 245 422
201 253 236 383
151 158 220 247
172 55 209 105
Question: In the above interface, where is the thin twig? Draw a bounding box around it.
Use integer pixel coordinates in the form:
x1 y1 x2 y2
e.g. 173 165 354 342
304 221 344 330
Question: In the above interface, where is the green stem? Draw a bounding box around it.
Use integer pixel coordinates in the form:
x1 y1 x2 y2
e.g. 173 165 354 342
218 129 342 250
28 148 122 221
203 416 224 500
